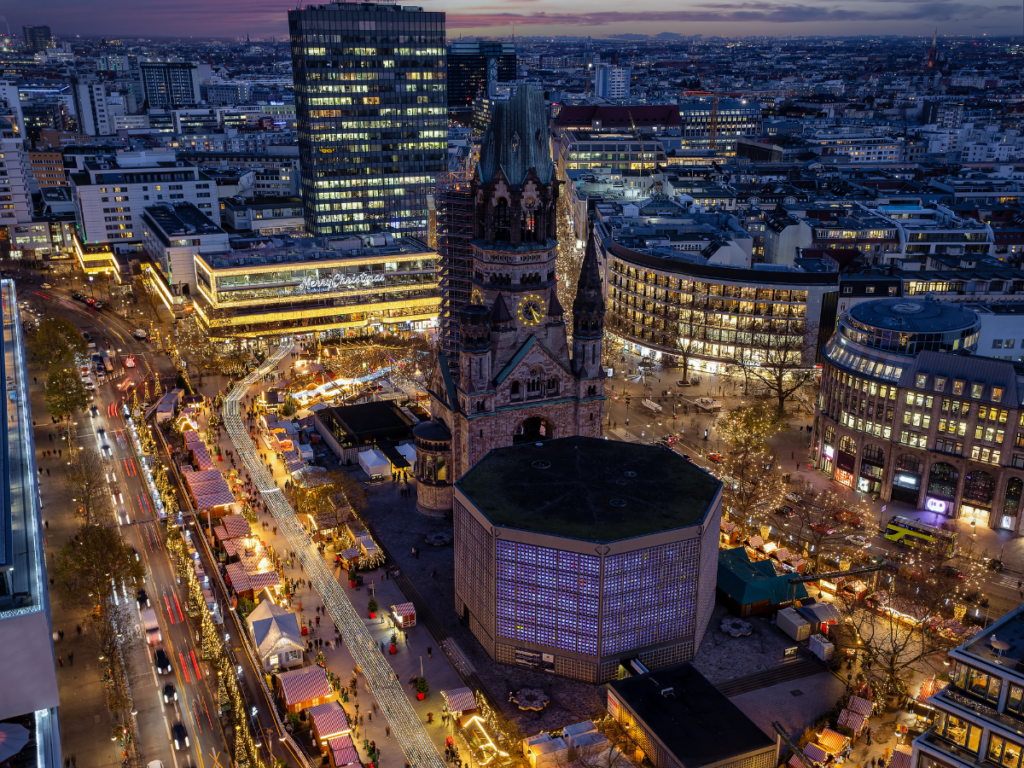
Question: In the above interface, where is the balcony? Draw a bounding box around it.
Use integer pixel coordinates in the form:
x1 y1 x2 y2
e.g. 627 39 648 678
937 687 1024 738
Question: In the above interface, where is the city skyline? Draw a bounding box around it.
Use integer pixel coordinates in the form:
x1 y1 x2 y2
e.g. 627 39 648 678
7 0 1022 41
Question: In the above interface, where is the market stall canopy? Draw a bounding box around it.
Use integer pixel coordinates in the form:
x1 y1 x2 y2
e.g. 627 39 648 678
837 709 866 733
379 443 411 470
329 735 359 767
225 562 253 593
889 746 912 768
441 687 477 714
309 701 350 739
818 729 847 754
248 600 303 661
221 514 252 539
277 664 332 707
847 695 874 717
788 743 828 768
0 723 30 761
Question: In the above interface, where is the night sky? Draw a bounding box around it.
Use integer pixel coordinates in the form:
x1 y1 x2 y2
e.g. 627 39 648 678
7 0 1022 40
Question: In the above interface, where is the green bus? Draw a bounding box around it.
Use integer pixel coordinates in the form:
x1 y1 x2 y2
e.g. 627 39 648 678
884 515 957 556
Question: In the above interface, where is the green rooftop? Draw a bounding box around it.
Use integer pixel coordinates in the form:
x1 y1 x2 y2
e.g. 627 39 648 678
457 437 721 542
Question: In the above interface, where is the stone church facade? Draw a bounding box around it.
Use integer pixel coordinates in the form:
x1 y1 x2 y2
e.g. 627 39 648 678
415 87 606 514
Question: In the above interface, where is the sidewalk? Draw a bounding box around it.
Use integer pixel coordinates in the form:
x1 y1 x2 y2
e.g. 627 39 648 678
31 376 125 767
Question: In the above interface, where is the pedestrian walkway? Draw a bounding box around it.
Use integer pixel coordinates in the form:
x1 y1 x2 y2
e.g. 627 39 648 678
222 347 447 768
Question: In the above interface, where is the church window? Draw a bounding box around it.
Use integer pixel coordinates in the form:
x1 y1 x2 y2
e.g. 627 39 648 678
547 376 559 394
510 381 522 401
436 456 447 482
494 198 511 241
527 369 542 397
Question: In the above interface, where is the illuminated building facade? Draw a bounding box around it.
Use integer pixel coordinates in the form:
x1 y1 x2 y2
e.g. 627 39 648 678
454 437 721 683
288 3 447 239
814 298 1024 533
191 234 439 342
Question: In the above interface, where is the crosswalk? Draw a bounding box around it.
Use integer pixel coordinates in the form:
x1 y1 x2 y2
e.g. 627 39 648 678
224 347 445 768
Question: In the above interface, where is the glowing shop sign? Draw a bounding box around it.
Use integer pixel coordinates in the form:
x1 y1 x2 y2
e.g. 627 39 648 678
299 273 385 293
926 497 948 513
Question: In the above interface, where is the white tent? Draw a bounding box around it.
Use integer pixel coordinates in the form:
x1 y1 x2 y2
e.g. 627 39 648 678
358 449 390 479
396 443 417 470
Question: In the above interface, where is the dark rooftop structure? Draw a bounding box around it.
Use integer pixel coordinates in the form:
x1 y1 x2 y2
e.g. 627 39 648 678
314 401 415 453
457 437 721 542
478 86 553 186
606 663 776 768
143 202 225 237
848 297 978 334
552 105 682 131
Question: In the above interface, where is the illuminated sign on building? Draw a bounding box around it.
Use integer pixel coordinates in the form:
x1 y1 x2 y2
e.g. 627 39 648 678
299 273 386 294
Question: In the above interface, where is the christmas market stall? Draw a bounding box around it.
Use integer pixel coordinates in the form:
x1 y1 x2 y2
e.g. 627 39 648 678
247 596 304 672
787 743 828 768
309 701 351 751
440 687 477 724
328 735 360 768
276 664 336 714
391 602 416 629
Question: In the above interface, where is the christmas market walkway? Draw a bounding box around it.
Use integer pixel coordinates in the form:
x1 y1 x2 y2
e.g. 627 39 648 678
222 346 446 768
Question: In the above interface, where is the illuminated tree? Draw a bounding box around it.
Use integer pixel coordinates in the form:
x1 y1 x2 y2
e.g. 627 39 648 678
186 568 204 618
201 607 222 660
716 402 784 454
64 447 114 526
740 319 820 418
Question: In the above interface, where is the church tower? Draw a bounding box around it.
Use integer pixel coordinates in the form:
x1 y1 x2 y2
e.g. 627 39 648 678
414 87 606 515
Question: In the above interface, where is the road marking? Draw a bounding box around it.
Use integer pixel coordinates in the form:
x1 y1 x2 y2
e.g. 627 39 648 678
179 652 191 683
174 594 185 623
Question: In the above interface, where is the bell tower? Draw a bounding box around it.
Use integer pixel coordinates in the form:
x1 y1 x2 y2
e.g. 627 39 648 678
572 227 605 379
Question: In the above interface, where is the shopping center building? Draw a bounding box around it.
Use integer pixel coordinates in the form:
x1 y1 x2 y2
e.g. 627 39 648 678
814 297 1024 532
601 234 839 374
191 234 439 342
454 437 722 683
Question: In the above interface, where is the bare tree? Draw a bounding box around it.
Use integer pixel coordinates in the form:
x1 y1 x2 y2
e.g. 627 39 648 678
837 548 972 700
781 490 869 573
64 447 114 526
719 448 786 539
742 319 819 418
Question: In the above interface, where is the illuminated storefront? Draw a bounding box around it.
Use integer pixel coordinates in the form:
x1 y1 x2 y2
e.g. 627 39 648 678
192 235 440 341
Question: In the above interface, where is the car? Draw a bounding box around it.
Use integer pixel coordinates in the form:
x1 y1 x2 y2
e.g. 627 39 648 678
154 648 171 674
774 505 797 518
845 534 871 549
81 332 91 343
932 565 965 580
811 522 836 535
85 298 97 307
72 293 85 302
171 723 189 750
680 454 693 462
137 588 150 608
833 509 864 528
41 283 51 289
132 329 148 340
785 492 803 504
707 452 724 463
162 684 177 704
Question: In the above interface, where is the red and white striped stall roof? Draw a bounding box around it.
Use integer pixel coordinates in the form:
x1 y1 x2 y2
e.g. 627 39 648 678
392 603 416 618
889 746 912 768
225 562 252 593
221 514 251 539
847 696 873 717
309 702 349 738
277 664 332 706
818 729 847 754
441 687 477 713
837 709 866 732
329 735 359 767
248 571 281 592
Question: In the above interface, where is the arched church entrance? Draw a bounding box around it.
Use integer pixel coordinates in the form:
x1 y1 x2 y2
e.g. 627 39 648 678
513 416 553 444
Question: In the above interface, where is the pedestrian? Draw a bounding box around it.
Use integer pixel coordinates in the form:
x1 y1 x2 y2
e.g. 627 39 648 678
44 520 48 529
386 726 391 739
71 757 76 768
58 629 63 641
76 624 81 636
428 645 432 658
57 656 63 667
68 652 73 665
369 711 372 722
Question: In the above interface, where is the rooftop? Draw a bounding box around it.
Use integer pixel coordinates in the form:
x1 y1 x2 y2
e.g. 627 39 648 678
144 202 225 237
962 604 1024 668
457 437 720 542
606 663 775 768
848 298 979 333
198 234 433 270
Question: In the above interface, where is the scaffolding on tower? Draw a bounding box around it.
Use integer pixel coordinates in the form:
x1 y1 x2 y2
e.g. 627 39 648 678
436 168 476 380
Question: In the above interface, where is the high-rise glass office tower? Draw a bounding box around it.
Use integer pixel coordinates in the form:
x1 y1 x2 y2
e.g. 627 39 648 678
289 3 447 239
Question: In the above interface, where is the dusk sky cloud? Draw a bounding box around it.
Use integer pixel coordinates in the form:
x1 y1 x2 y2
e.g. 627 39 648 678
6 0 1022 40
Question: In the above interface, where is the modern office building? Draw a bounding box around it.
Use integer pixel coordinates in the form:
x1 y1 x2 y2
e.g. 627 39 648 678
594 65 631 100
0 279 62 766
814 298 1024 532
69 150 216 253
22 25 53 52
446 40 516 120
288 3 447 239
678 99 762 154
556 131 667 180
139 60 201 108
191 234 439 342
453 437 722 683
72 78 113 136
912 605 1024 768
28 149 67 187
0 117 33 225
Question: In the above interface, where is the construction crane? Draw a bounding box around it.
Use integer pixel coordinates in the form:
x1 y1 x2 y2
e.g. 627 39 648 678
787 562 885 604
708 78 720 152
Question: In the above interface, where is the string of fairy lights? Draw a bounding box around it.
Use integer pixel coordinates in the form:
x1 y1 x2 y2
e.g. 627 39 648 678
223 346 446 768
